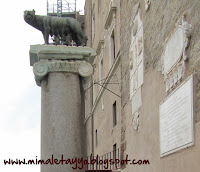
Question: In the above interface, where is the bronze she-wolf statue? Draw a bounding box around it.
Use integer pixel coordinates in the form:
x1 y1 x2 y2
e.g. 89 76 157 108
24 9 88 46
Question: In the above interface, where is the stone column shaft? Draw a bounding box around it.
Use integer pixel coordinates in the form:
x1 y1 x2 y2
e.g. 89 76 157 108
29 45 96 172
41 72 84 172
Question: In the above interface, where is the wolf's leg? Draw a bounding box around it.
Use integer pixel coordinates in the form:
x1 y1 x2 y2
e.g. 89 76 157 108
42 26 50 44
43 18 51 44
72 34 81 46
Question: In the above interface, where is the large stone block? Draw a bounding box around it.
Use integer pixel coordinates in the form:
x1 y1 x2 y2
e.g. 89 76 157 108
30 45 96 66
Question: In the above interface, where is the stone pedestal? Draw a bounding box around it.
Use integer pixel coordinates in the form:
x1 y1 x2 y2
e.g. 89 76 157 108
29 45 96 172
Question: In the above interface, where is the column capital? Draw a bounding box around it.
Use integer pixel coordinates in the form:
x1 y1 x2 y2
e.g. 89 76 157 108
29 45 96 86
33 60 93 86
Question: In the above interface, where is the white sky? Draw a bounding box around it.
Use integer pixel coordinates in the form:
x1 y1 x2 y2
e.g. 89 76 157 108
0 0 85 172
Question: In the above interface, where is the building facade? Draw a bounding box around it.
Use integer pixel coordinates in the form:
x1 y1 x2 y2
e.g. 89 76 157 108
84 0 200 171
84 0 121 168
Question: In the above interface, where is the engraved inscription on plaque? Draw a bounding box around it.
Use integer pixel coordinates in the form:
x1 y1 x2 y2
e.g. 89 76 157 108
159 76 194 157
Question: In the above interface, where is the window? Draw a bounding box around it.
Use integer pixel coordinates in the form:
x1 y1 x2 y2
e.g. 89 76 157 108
99 57 103 91
101 97 104 114
113 101 117 126
92 5 95 40
100 58 103 81
93 78 96 105
113 143 117 160
98 0 101 12
95 129 98 147
111 30 116 61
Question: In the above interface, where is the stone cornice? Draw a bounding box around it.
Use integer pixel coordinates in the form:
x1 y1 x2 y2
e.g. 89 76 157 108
104 7 117 30
96 40 104 55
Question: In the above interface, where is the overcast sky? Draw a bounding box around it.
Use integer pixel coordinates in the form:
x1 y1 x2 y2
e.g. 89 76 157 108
0 0 85 172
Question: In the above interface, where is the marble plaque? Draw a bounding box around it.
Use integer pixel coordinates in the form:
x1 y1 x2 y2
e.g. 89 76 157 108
159 76 194 157
163 27 185 74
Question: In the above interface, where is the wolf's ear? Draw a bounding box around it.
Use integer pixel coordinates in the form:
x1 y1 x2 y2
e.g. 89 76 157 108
32 9 35 14
24 10 27 16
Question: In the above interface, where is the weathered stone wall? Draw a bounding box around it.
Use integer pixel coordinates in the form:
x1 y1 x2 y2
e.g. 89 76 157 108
120 0 200 171
121 0 200 104
85 0 200 171
84 0 122 160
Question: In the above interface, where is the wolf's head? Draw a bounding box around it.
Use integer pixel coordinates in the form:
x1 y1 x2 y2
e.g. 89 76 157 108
24 9 36 23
